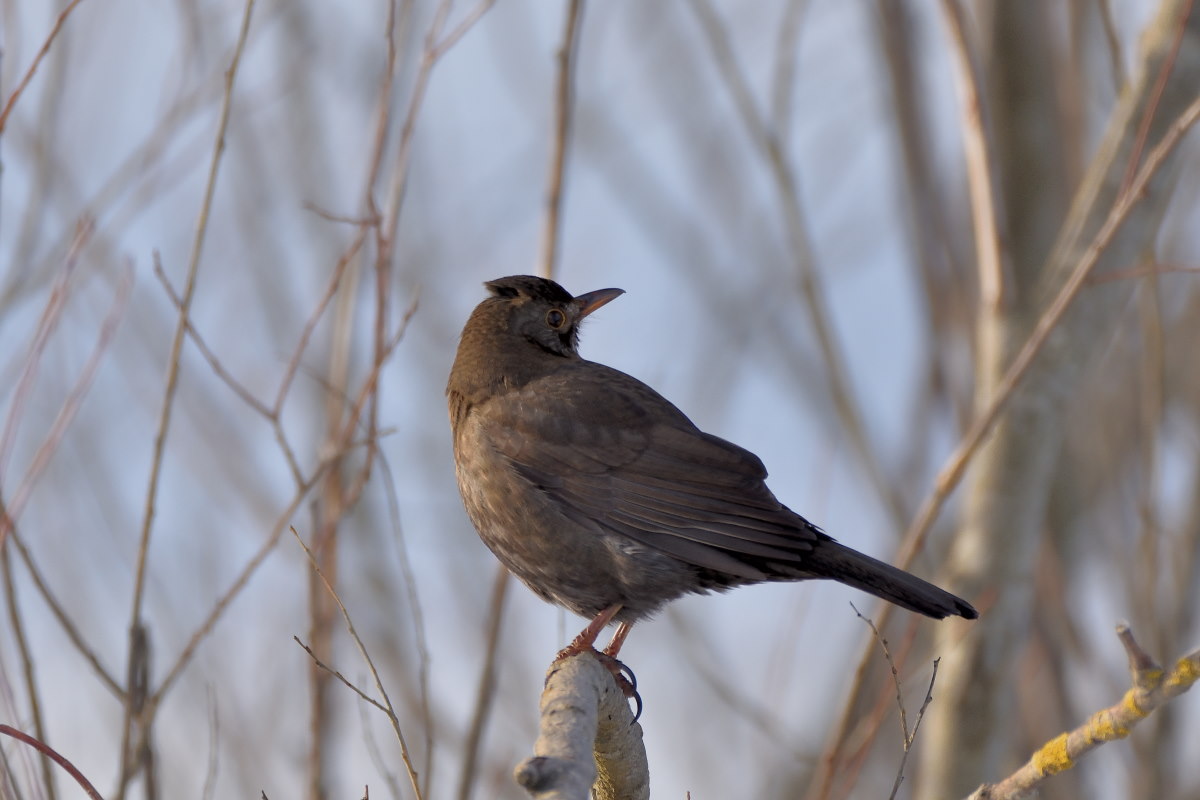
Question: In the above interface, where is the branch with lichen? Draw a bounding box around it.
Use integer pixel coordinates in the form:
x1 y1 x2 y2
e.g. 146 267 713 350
965 625 1200 800
514 653 649 800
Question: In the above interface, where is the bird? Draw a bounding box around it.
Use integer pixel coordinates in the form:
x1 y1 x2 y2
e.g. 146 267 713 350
447 275 977 679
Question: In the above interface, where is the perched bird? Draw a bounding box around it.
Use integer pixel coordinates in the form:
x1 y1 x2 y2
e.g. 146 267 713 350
447 275 977 671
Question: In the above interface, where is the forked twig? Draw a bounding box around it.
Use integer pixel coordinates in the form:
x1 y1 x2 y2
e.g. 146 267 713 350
293 636 391 716
291 528 424 800
891 661 939 800
851 604 940 800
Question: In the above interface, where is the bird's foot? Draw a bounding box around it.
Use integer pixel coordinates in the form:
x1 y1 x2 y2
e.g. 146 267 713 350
552 644 643 721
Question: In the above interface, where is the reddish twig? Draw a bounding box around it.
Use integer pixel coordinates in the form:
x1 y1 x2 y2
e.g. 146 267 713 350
0 724 105 800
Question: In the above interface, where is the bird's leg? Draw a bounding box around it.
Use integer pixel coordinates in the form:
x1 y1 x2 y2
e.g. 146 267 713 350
554 605 640 713
600 621 642 718
602 622 633 659
554 604 623 661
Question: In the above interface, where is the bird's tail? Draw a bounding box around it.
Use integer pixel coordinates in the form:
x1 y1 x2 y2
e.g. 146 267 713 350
805 539 978 620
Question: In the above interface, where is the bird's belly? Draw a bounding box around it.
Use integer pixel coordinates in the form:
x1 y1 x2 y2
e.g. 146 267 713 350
453 429 693 621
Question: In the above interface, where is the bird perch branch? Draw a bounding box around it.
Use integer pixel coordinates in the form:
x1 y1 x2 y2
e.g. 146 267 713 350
514 654 649 800
964 624 1200 800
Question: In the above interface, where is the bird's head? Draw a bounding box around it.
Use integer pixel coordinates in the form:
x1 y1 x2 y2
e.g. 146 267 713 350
447 276 625 404
478 275 624 358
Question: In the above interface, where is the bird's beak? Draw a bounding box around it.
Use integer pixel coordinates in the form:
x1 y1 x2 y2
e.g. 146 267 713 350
574 287 625 319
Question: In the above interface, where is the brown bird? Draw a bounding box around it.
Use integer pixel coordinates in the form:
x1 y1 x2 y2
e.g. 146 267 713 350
447 276 976 675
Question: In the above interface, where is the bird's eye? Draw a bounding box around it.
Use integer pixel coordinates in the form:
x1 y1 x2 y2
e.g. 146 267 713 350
546 308 566 329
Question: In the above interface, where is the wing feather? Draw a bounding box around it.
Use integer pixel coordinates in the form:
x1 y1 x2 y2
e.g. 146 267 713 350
480 363 820 576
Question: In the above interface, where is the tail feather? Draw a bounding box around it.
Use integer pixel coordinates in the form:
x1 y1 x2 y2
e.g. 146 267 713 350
806 539 978 620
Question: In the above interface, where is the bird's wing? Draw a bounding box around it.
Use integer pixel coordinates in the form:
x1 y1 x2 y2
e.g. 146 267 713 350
479 364 819 580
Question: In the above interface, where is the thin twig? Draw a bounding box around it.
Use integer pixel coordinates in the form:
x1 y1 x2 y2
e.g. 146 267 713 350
0 0 89 134
355 686 406 800
852 603 909 741
149 458 332 707
890 659 939 800
456 565 511 800
825 617 922 800
1119 0 1193 198
379 0 497 259
335 295 420 453
1133 251 1167 664
428 0 500 61
152 254 272 418
2 526 123 697
1086 260 1200 283
201 687 219 800
376 449 434 793
0 221 91 492
768 0 809 142
537 0 585 279
293 637 390 715
1 262 129 554
359 0 407 233
1 542 57 800
1097 0 1127 90
303 203 381 227
874 0 973 442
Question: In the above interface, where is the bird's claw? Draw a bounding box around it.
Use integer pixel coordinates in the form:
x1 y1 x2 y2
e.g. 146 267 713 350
616 661 638 692
594 651 642 722
553 646 643 722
